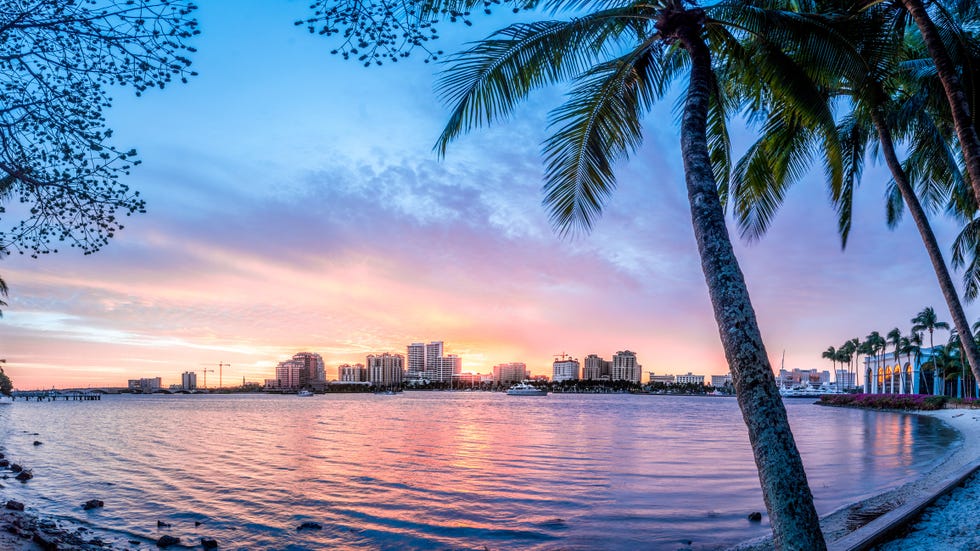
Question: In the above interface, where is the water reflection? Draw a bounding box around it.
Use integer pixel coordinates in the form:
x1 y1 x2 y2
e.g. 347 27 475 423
0 393 960 550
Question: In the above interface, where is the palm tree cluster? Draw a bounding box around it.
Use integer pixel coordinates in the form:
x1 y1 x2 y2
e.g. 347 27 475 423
308 0 980 547
830 306 978 396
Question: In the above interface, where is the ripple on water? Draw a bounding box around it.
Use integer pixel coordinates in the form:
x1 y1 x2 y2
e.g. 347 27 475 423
0 393 960 550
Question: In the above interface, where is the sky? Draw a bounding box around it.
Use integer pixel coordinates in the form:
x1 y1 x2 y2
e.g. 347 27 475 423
1 0 975 389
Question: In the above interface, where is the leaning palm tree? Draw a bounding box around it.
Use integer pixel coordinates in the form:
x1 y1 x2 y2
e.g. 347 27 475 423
726 3 980 384
858 0 980 204
430 0 829 545
0 274 7 318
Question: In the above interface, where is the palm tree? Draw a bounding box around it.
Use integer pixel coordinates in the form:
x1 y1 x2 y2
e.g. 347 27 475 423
865 331 886 391
431 1 827 545
822 346 838 380
876 0 980 203
727 3 980 385
912 306 950 352
887 327 903 393
840 338 858 390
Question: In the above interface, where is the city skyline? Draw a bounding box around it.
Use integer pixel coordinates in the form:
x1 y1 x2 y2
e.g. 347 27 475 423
2 1 977 390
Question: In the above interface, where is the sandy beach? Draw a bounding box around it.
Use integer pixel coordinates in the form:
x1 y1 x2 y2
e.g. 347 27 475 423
732 407 980 551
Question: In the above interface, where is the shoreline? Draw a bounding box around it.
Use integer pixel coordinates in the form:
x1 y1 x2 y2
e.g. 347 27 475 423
730 407 980 550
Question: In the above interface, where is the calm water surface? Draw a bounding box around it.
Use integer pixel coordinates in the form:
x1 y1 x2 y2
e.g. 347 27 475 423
0 393 960 550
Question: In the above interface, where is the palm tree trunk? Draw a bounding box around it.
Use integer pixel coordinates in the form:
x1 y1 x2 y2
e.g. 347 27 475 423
900 0 980 205
674 20 825 550
871 110 980 387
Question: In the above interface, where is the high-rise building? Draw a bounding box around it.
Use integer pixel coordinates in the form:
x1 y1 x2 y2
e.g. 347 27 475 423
612 350 641 383
552 357 580 382
424 341 444 378
431 354 461 383
493 362 528 384
271 352 325 390
583 354 611 380
367 353 405 386
407 342 426 380
338 363 367 382
181 371 197 390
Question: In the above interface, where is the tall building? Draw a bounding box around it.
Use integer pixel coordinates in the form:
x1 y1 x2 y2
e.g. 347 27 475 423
407 342 426 380
431 354 461 383
493 362 528 384
583 354 611 380
338 363 367 382
181 371 197 390
424 341 444 378
552 357 580 382
612 350 642 383
271 352 325 390
367 353 405 386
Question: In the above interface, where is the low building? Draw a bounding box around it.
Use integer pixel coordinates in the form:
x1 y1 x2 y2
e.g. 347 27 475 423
128 377 162 393
710 374 732 388
675 372 705 385
338 363 367 383
648 372 675 384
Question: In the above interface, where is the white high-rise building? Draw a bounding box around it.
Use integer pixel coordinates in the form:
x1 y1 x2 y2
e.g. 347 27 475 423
181 371 197 390
432 354 461 383
425 341 444 378
612 350 641 383
407 342 425 380
552 358 580 382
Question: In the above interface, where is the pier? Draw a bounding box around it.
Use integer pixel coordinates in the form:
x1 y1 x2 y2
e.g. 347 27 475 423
12 391 102 402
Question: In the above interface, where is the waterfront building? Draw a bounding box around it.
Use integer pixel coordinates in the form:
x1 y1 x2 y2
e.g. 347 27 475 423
675 372 705 385
612 350 642 383
431 354 461 383
271 352 326 391
583 354 611 380
407 342 425 380
424 341 444 379
493 362 528 384
710 374 731 388
860 348 967 396
552 357 580 382
367 353 405 386
456 372 492 386
338 363 367 383
648 372 675 384
128 377 162 393
777 368 830 389
181 371 197 391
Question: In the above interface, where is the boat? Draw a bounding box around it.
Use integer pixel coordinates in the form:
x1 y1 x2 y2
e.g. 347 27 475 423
506 382 548 396
297 389 314 397
0 395 11 405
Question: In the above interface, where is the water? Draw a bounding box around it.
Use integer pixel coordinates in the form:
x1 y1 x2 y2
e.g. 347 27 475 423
0 393 960 550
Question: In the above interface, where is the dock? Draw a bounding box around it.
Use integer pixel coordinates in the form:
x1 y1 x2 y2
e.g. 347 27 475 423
11 391 102 401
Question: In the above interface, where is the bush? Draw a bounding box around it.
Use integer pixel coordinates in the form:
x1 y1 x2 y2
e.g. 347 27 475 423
818 393 948 411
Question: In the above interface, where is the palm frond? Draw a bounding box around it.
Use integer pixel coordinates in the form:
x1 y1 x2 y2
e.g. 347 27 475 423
542 38 668 236
952 217 980 301
435 10 642 156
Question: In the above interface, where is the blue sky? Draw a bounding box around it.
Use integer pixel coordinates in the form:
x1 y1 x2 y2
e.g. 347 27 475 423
0 0 972 388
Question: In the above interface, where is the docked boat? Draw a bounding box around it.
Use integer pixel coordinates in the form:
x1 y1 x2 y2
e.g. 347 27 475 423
506 382 548 396
297 389 314 397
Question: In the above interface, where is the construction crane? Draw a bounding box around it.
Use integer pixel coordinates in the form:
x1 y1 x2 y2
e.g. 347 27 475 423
198 366 214 389
218 362 230 389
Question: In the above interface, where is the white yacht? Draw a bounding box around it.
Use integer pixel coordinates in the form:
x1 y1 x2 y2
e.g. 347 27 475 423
297 389 314 397
506 382 548 396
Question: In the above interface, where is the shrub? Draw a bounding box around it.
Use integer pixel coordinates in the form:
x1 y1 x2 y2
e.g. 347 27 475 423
818 393 949 411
